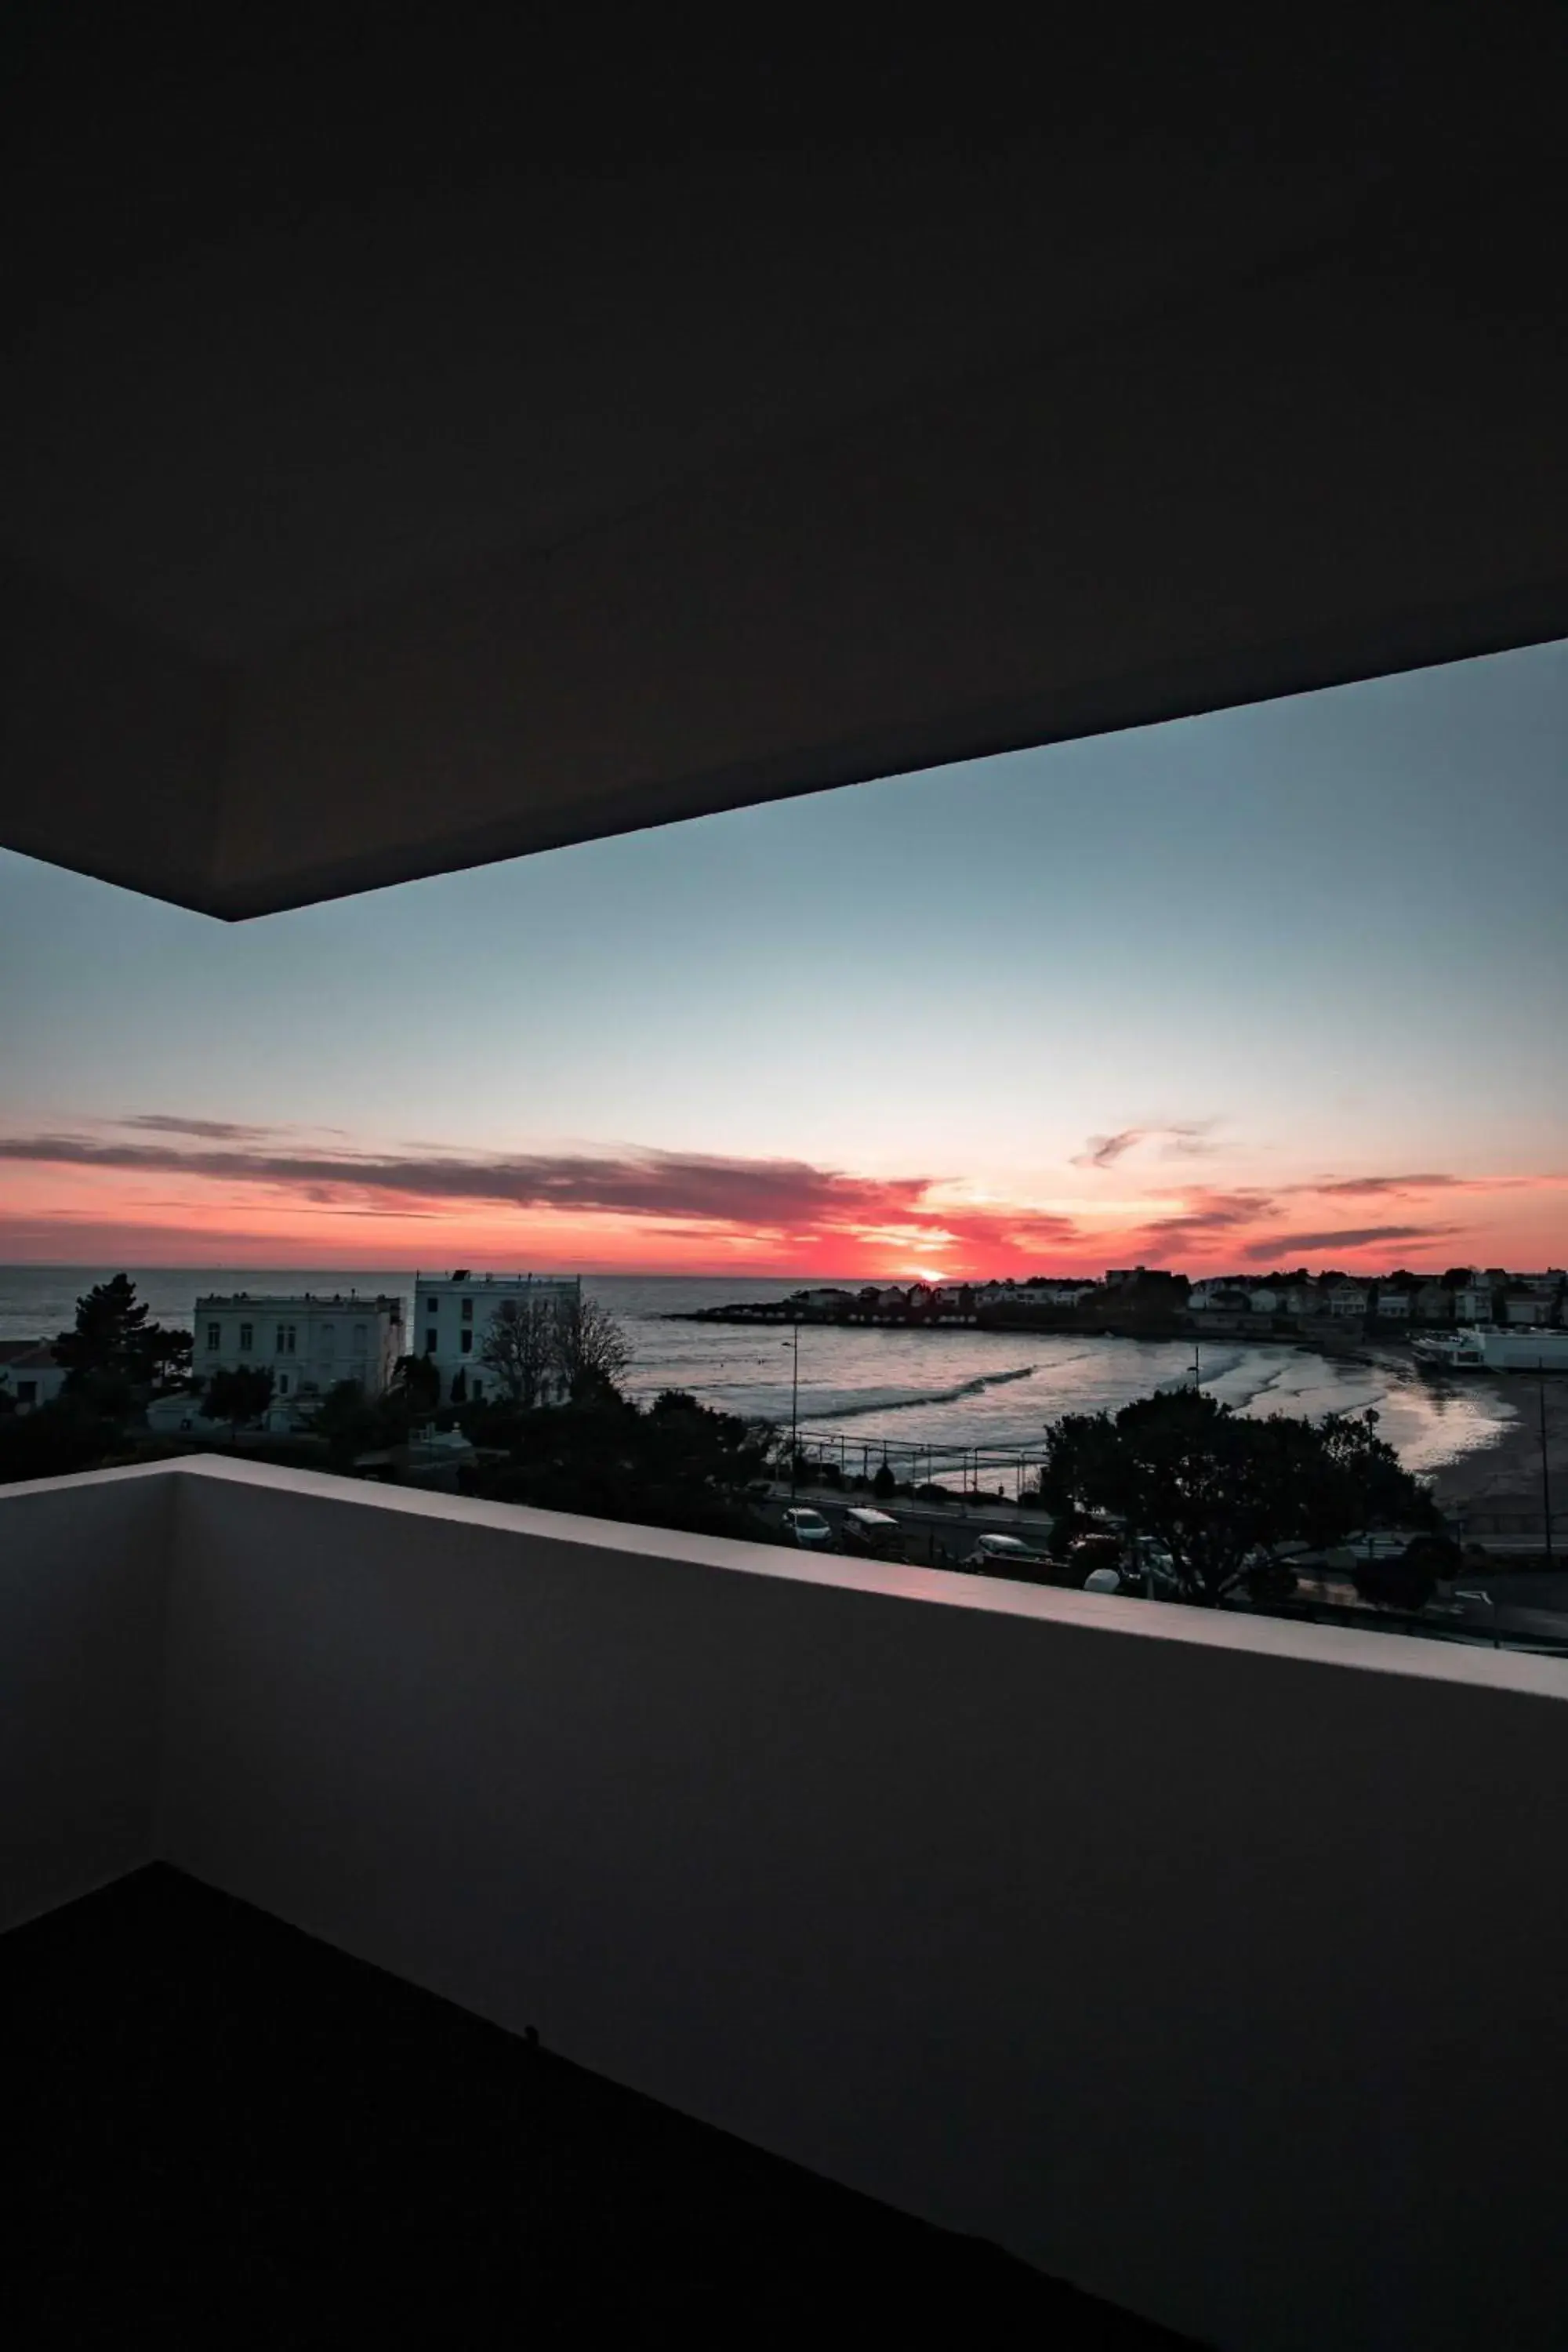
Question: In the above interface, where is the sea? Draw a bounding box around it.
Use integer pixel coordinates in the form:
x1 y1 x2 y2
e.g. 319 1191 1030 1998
1 1266 1515 1479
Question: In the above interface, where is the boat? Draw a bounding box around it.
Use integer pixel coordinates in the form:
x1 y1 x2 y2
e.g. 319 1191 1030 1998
1411 1327 1568 1374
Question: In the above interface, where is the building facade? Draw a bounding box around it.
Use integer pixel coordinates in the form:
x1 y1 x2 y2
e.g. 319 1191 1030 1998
413 1272 583 1406
194 1293 405 1407
0 1341 67 1414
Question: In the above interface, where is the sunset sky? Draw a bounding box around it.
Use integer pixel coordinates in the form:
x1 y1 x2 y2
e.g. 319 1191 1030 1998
2 638 1564 1279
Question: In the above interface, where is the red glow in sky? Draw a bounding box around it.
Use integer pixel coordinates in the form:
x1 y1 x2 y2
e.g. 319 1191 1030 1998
0 1128 1560 1276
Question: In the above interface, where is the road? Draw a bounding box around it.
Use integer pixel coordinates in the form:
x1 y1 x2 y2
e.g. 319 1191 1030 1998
759 1488 1047 1570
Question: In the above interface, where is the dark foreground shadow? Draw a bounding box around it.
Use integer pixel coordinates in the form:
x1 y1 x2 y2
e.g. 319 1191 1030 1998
0 1864 1206 2346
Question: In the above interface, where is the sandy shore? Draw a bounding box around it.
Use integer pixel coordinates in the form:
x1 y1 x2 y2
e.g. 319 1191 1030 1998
1428 1374 1567 1517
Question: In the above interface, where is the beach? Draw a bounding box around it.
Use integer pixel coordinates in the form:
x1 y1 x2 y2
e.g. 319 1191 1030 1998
1428 1370 1566 1520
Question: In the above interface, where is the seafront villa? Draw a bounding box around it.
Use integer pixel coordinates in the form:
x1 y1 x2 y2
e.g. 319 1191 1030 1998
191 1291 405 1413
414 1270 582 1405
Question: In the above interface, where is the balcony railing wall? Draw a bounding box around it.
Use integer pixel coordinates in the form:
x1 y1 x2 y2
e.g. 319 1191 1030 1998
6 1455 1568 2352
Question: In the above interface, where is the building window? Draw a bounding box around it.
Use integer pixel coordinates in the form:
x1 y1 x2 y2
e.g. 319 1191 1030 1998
321 1323 336 1352
426 1329 438 1355
239 1322 253 1352
460 1329 473 1354
206 1323 221 1351
276 1324 296 1353
16 1381 37 1406
353 1323 367 1350
278 1374 289 1396
461 1298 474 1322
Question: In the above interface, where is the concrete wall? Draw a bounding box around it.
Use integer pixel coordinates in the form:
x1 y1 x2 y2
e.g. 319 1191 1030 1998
150 1459 1568 2352
0 1464 172 1932
7 1454 1568 2347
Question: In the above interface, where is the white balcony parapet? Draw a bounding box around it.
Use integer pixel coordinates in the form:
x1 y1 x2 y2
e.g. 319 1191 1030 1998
5 1454 1568 2352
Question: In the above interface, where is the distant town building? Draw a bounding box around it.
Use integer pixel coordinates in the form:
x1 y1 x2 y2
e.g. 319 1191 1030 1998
1189 1282 1250 1314
1248 1287 1283 1315
1327 1284 1370 1318
1413 1283 1453 1323
414 1271 582 1405
1502 1291 1555 1327
0 1341 67 1414
194 1292 405 1409
1454 1282 1496 1324
1374 1288 1412 1318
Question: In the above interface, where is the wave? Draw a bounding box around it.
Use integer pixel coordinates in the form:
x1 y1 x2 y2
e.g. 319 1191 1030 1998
817 1365 1039 1422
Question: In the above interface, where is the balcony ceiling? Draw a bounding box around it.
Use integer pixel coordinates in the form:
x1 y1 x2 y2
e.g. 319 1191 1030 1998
2 18 1566 917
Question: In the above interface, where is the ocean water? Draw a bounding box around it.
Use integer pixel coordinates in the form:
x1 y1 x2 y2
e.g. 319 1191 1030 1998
0 1266 1515 1477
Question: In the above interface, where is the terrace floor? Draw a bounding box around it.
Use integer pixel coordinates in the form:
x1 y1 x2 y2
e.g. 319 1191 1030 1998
3 1866 1200 2346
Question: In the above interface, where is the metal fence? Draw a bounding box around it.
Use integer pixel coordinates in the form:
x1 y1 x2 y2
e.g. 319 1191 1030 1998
789 1427 1050 1499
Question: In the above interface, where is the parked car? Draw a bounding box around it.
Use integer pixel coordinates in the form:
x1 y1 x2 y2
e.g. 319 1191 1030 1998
1065 1534 1123 1579
962 1531 1049 1574
780 1507 834 1551
840 1507 906 1561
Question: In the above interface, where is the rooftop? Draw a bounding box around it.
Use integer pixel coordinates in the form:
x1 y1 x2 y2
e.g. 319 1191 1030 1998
194 1291 403 1306
0 1339 59 1367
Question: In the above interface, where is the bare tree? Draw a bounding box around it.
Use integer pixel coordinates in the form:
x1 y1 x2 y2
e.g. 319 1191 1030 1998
479 1295 559 1407
552 1293 630 1403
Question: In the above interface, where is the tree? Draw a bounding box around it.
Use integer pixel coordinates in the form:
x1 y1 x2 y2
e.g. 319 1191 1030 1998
479 1295 559 1406
389 1352 441 1415
552 1293 630 1403
1037 1387 1438 1608
55 1273 151 1389
314 1378 378 1467
205 1366 275 1443
142 1326 194 1390
54 1273 193 1395
463 1388 772 1540
0 1396 124 1486
1352 1534 1461 1615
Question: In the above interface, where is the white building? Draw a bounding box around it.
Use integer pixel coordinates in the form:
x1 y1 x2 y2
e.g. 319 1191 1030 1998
1327 1285 1370 1318
1374 1289 1413 1318
0 1341 67 1414
1248 1287 1283 1315
414 1272 582 1405
1454 1283 1495 1324
1189 1282 1250 1313
194 1292 405 1411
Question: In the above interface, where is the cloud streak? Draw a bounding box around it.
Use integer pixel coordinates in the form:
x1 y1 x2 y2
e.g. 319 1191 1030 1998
1241 1223 1465 1261
1073 1123 1218 1170
2 1121 1558 1275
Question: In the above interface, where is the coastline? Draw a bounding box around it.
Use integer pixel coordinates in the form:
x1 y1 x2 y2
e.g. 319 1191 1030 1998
1427 1372 1566 1516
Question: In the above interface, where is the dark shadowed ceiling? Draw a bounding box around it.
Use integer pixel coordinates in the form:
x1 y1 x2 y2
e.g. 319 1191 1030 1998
3 12 1565 916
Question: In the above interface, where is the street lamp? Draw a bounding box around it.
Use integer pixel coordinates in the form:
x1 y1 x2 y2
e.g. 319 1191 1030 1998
787 1320 800 1500
1539 1364 1555 1570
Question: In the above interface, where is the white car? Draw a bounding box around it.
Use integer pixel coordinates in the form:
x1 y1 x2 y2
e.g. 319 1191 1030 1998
963 1532 1048 1573
781 1507 834 1550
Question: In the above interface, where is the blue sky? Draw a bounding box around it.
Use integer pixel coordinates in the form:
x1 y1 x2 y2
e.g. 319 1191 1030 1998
2 637 1564 1273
